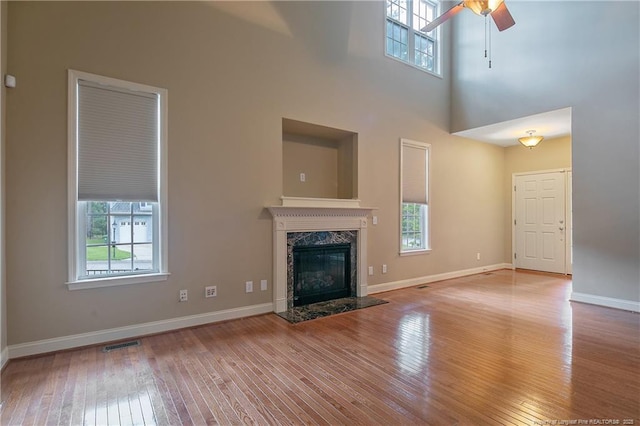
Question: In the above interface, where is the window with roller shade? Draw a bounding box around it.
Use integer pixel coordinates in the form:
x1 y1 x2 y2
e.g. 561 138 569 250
67 70 168 289
400 139 430 253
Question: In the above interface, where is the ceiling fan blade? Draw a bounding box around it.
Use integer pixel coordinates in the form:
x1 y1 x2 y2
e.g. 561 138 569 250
491 2 515 31
421 2 465 33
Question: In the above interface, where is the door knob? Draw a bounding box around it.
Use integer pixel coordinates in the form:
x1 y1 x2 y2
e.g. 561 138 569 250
559 227 564 231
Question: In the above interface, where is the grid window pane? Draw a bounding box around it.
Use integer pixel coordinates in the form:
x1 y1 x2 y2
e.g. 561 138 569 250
387 20 409 61
133 214 153 243
414 34 435 71
393 22 401 39
385 0 439 74
386 0 408 24
86 211 108 244
402 203 427 251
133 244 154 272
412 0 436 30
83 201 156 278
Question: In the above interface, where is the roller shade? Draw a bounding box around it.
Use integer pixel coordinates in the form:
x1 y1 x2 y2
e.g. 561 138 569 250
402 143 428 204
77 80 159 202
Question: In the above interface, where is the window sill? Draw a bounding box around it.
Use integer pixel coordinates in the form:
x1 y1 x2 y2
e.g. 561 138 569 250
66 272 170 290
384 54 443 79
400 249 432 256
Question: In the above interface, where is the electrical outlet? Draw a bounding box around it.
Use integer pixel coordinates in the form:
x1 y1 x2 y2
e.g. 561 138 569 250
368 266 374 276
299 172 306 182
476 252 481 261
246 281 253 293
205 286 217 298
179 289 188 302
260 279 267 291
382 264 388 274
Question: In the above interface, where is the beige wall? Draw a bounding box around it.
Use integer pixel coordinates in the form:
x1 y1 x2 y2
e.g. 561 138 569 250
503 136 572 260
6 1 506 346
337 136 356 199
283 134 339 199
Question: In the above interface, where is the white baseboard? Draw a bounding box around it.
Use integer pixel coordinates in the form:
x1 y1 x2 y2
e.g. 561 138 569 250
570 292 640 313
0 347 8 370
8 302 273 359
368 263 512 294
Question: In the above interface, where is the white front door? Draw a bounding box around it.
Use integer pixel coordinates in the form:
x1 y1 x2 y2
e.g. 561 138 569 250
514 171 567 273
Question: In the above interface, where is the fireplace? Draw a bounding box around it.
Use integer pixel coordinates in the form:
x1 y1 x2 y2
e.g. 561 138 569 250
293 243 351 306
268 201 374 313
287 230 357 309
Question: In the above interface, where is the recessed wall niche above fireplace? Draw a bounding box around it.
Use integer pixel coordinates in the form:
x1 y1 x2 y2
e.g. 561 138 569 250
282 118 358 202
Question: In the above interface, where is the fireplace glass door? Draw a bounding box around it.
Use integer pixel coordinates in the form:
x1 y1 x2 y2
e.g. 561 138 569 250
293 243 351 306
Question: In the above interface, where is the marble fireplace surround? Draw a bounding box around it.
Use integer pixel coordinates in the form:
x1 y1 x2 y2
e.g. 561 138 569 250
268 201 374 313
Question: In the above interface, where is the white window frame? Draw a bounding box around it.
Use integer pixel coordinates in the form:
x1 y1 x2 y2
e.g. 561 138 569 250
400 138 431 255
67 70 169 290
384 0 442 77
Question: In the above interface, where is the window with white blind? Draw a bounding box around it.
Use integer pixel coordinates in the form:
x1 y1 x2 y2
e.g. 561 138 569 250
67 70 168 289
385 0 441 75
400 139 430 253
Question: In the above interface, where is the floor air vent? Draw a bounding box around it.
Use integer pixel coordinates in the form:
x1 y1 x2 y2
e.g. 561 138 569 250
103 340 141 352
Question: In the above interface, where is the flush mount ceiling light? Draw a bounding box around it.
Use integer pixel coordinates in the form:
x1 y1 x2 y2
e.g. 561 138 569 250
518 130 544 149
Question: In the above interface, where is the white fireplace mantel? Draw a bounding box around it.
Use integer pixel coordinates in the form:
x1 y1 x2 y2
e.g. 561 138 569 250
268 203 375 313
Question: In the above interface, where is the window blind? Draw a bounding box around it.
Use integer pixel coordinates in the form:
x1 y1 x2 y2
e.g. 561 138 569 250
402 143 428 204
77 80 159 202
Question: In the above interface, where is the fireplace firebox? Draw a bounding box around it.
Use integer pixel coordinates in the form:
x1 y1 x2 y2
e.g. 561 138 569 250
293 243 351 306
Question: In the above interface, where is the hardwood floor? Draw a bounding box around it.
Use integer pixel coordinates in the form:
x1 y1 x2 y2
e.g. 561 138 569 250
2 270 639 425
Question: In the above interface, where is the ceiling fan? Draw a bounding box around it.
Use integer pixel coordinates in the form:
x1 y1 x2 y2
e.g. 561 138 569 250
421 0 515 33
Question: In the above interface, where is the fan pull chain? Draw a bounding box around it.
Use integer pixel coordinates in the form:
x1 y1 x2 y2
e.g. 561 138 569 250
484 15 488 59
488 17 492 68
483 15 492 68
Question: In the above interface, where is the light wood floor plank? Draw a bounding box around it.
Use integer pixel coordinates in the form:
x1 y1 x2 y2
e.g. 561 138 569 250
2 270 639 425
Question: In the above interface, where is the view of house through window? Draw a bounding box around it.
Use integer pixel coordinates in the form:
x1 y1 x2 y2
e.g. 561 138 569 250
84 201 155 277
385 0 440 74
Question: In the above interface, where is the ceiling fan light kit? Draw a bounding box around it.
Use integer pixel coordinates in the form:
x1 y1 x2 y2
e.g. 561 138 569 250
518 130 544 149
465 0 506 17
420 0 515 68
421 0 515 33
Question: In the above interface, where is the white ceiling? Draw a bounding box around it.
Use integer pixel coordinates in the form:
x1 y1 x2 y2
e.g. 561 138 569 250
452 107 572 147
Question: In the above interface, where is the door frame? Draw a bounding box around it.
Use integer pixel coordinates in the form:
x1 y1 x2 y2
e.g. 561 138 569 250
0 0 5 372
512 168 573 275
566 170 572 274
